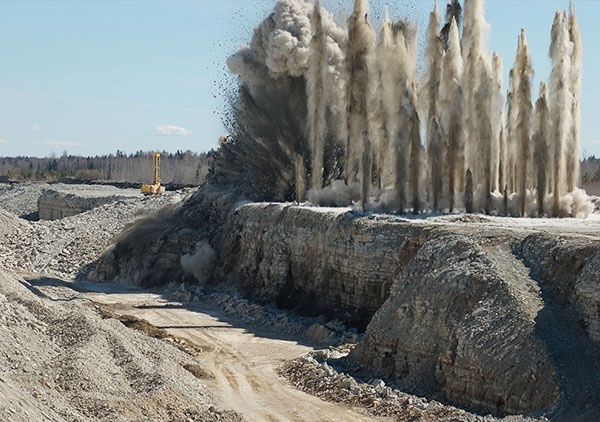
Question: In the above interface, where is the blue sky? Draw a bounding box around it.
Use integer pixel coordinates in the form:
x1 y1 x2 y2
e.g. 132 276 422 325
0 0 598 158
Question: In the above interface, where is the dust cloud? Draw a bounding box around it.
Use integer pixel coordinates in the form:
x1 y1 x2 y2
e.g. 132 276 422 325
223 0 592 217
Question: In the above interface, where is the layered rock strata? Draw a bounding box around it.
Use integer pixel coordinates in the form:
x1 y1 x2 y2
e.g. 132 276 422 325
216 204 428 328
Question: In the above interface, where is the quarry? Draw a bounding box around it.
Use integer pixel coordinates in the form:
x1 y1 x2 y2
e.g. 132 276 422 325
3 0 600 421
1 181 599 421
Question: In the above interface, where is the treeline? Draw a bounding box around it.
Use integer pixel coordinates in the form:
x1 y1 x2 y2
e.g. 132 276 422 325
581 156 600 195
2 150 599 195
0 150 213 185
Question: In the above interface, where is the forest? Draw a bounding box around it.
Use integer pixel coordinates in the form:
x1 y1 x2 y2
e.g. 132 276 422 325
0 149 212 186
582 156 600 195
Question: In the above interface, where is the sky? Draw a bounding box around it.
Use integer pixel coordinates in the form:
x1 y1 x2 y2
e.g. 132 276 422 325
0 0 599 158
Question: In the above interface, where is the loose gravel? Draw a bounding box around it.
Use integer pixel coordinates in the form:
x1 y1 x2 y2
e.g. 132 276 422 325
0 185 191 279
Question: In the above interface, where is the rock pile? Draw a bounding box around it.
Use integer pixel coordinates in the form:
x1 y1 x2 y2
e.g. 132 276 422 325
0 182 50 218
0 183 249 421
0 187 187 279
37 188 139 220
0 269 242 422
279 348 541 422
166 282 360 345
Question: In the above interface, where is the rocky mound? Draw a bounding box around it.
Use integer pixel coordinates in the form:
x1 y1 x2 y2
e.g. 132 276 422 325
0 182 51 218
0 184 188 280
349 234 559 415
0 269 241 422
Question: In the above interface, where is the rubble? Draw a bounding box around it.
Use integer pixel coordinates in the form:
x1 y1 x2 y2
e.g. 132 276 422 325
165 282 360 346
37 186 140 220
279 347 543 422
0 184 245 421
0 269 243 422
0 186 189 279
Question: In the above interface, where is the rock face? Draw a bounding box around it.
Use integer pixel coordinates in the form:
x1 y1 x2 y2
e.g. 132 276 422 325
212 203 600 417
216 204 428 328
349 234 559 415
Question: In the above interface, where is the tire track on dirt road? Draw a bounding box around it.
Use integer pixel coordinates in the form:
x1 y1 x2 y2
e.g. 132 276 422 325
77 283 389 422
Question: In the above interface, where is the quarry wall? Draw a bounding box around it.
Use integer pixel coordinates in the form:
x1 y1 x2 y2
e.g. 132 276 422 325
213 203 600 417
215 204 433 329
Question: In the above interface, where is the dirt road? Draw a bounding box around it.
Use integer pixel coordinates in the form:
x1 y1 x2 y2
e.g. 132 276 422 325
73 281 387 422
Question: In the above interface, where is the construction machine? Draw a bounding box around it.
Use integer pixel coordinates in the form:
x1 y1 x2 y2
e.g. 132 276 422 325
141 152 165 195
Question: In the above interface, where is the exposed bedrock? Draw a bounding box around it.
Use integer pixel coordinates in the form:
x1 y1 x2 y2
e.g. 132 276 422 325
216 204 429 329
218 204 600 416
91 187 600 417
349 234 560 415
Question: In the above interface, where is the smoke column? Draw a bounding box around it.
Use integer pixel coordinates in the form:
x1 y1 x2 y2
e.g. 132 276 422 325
465 168 474 213
376 9 399 193
295 153 305 204
440 0 462 51
376 13 418 212
361 130 373 210
371 13 387 190
408 83 421 214
439 18 464 212
567 4 582 192
429 117 444 211
423 4 443 210
533 82 549 216
423 4 442 126
549 11 572 216
490 53 503 193
505 70 517 195
476 56 493 213
461 0 489 182
307 0 326 192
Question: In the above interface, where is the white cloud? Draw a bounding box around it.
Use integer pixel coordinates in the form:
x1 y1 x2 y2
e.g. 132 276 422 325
0 138 9 145
30 124 42 131
33 141 84 148
588 139 600 145
154 124 192 137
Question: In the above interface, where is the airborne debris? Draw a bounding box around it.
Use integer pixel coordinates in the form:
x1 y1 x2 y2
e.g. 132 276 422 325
224 0 590 217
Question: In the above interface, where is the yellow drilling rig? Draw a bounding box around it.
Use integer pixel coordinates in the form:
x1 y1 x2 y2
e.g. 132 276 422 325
141 152 165 195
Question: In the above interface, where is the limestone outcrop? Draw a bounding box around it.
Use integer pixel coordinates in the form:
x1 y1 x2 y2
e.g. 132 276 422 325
349 234 559 415
216 204 428 328
212 203 600 416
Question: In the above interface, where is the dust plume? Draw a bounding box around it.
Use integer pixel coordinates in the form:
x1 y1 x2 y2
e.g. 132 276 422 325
307 0 326 191
513 29 533 216
217 0 591 218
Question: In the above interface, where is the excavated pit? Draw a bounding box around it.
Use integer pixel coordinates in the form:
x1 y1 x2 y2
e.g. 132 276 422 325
217 204 600 418
91 185 600 418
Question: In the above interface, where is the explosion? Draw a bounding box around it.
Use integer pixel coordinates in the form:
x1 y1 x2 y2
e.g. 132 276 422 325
219 0 592 217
